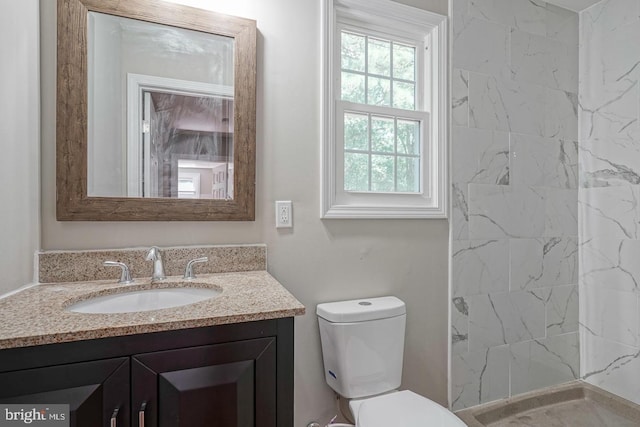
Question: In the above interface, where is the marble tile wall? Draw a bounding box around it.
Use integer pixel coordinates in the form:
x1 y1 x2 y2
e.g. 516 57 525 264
451 0 580 410
579 0 640 405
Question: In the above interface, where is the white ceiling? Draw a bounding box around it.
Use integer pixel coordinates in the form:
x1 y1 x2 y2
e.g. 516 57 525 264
545 0 601 12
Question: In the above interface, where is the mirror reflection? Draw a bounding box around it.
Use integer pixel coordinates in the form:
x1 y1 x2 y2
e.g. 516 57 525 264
135 89 234 199
86 11 234 200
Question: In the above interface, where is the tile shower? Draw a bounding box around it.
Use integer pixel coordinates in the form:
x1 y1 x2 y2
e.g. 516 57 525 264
579 0 640 404
451 0 580 411
451 0 640 412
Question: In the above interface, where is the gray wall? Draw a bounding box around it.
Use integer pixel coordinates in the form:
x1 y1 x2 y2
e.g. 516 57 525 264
450 0 580 410
394 0 448 14
87 12 124 196
39 0 449 424
0 0 40 294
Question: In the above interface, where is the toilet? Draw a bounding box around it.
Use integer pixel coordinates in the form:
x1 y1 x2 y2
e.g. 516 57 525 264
317 296 467 427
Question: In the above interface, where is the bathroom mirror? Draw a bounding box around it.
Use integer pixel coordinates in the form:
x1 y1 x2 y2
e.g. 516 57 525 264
57 0 256 220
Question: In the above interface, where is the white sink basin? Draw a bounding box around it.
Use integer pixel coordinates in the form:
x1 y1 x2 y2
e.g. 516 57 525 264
68 287 221 314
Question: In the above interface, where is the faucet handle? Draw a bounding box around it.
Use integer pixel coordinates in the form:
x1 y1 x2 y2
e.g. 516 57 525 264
103 261 134 284
183 257 208 280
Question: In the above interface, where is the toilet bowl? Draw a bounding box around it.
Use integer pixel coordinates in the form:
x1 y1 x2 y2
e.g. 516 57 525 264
317 296 467 427
350 390 466 426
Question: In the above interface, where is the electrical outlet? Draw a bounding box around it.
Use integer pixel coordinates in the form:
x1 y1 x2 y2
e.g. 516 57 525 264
275 201 293 228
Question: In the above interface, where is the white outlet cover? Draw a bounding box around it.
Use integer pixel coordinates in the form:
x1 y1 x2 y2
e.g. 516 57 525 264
275 201 293 228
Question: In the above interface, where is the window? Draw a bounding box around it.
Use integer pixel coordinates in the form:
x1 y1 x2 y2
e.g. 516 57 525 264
321 0 448 218
178 172 201 199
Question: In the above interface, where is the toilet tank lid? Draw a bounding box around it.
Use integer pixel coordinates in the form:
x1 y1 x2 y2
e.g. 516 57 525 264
316 296 406 323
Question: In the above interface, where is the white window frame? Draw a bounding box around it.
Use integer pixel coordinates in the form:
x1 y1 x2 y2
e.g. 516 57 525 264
321 0 448 219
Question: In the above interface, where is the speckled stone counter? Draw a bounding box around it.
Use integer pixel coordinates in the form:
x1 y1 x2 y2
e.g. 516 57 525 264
38 245 267 283
0 270 305 350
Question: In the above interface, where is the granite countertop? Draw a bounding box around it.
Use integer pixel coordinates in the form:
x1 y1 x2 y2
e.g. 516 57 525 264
0 271 305 350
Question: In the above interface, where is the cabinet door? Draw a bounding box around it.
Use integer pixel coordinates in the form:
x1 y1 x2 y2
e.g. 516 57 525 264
0 357 130 427
132 337 276 427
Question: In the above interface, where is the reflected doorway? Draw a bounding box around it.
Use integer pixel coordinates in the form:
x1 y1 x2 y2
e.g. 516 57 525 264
177 159 232 199
127 74 234 199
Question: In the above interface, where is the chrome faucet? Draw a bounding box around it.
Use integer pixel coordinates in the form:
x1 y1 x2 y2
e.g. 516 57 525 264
103 261 133 284
183 257 208 280
145 246 166 281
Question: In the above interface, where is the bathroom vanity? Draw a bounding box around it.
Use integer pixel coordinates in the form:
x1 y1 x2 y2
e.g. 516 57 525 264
0 248 304 427
0 318 293 427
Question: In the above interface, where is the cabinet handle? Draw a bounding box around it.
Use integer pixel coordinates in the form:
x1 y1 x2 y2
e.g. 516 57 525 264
110 408 119 427
139 401 147 427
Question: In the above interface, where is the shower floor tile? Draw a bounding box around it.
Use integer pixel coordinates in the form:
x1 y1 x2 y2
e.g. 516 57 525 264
486 398 636 426
456 381 640 427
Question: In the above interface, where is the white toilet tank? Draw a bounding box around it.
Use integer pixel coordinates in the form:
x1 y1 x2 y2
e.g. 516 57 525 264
316 296 406 399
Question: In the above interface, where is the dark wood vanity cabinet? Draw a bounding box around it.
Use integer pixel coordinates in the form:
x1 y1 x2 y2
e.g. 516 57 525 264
132 338 277 427
0 318 294 427
0 357 130 427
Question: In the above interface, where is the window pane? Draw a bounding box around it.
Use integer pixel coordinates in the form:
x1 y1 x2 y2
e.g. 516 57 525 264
337 31 425 197
393 81 415 110
367 76 390 106
393 44 415 81
341 32 365 72
342 72 365 103
397 156 420 192
371 155 395 192
368 38 391 77
344 113 369 150
397 119 420 155
344 152 369 191
371 116 394 153
178 178 195 192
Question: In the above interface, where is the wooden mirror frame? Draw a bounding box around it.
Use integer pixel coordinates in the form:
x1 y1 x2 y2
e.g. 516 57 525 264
57 0 256 221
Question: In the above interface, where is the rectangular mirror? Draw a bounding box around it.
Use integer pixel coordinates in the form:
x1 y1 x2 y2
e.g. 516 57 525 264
57 0 256 220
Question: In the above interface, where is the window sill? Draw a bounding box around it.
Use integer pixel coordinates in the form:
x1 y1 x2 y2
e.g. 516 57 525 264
321 203 447 219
